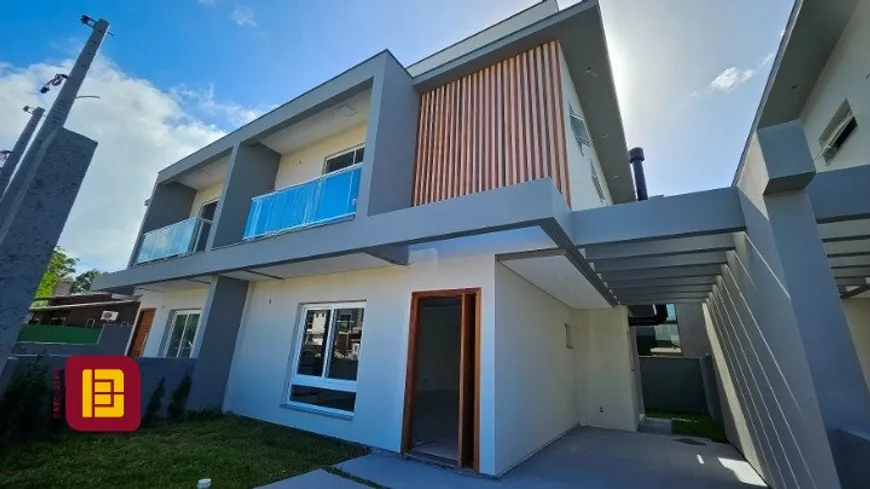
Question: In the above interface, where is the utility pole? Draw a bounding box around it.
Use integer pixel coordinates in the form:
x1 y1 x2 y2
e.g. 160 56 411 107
0 16 110 383
0 106 44 200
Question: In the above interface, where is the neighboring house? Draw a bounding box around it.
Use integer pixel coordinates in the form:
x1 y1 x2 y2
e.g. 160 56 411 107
93 0 870 486
27 292 139 327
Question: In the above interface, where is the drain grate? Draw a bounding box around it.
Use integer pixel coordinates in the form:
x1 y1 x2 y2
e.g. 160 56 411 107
674 437 706 446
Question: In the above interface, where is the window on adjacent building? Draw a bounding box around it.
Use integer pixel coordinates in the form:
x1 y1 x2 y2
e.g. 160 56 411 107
590 161 606 203
163 310 201 358
287 302 365 414
569 111 591 150
819 100 858 165
323 146 364 174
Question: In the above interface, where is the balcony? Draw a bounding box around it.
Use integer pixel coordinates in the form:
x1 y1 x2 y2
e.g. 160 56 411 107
135 217 211 265
243 164 362 240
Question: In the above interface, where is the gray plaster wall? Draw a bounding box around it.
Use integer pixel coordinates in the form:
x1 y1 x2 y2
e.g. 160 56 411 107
129 181 196 266
13 325 133 356
704 121 864 489
638 356 707 414
209 143 280 248
187 276 249 410
1 355 195 419
675 304 711 358
358 49 419 217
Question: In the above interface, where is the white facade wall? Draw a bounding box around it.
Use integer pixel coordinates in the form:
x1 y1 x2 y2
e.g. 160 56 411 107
572 306 640 431
136 287 210 357
799 0 870 171
493 264 577 474
188 181 223 218
843 298 870 392
558 50 613 210
273 123 367 190
223 247 499 474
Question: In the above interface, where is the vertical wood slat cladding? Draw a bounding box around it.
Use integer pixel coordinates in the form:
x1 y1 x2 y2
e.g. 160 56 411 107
413 41 570 206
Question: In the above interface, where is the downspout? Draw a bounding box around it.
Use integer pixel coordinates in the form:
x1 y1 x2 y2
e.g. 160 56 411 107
626 147 668 326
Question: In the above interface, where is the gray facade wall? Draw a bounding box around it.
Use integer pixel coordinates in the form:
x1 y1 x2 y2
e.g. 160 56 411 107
209 143 280 248
638 356 707 414
187 276 250 410
129 182 196 266
13 325 133 356
358 53 419 217
703 121 868 489
2 355 195 419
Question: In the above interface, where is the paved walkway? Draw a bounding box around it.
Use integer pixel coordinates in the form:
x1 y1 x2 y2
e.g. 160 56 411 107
262 427 767 488
258 469 367 488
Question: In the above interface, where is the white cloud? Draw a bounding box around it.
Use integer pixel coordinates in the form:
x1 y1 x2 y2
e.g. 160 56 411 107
231 6 256 27
170 83 273 128
709 67 756 93
0 56 229 271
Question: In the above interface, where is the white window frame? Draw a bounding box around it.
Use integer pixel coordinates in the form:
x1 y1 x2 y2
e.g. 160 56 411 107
162 309 202 359
286 301 366 415
322 144 365 175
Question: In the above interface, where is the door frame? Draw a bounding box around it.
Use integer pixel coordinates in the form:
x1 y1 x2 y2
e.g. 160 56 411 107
400 288 481 471
126 307 156 357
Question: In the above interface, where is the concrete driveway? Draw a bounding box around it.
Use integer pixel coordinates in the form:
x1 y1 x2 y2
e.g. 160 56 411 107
336 427 767 488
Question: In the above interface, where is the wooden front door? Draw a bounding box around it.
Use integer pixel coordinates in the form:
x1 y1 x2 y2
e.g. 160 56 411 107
129 308 155 358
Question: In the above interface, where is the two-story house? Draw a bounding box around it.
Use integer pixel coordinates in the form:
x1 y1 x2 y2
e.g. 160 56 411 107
94 0 870 485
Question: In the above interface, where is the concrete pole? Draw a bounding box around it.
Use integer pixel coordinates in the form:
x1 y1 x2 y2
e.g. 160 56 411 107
0 19 109 227
0 107 44 200
0 18 109 382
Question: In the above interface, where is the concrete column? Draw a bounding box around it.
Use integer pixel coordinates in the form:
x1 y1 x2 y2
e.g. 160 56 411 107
0 128 98 372
208 143 279 248
187 276 250 410
735 120 870 488
0 107 44 201
127 182 196 266
356 54 419 217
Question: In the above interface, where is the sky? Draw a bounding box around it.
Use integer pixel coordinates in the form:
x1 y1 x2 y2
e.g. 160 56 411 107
0 0 793 272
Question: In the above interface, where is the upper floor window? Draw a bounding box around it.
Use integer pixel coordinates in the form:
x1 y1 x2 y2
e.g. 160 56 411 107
569 111 591 151
819 100 857 165
324 146 364 174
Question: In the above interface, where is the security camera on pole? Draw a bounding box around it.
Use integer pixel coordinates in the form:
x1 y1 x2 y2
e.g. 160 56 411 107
0 15 111 382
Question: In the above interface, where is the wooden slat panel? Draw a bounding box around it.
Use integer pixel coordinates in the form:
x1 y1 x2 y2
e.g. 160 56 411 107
413 40 571 206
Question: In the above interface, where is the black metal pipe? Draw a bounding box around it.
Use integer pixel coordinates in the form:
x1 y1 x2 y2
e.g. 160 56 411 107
626 146 667 326
629 147 648 201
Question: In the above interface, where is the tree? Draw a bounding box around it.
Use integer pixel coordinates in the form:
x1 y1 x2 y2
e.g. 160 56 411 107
34 247 78 298
70 269 103 294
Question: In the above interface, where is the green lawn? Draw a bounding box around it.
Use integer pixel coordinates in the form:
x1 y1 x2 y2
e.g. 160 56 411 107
0 415 369 489
646 410 728 443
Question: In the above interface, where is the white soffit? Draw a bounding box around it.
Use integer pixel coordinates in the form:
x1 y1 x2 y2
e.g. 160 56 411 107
260 90 371 154
500 252 611 309
176 156 230 189
136 278 212 293
252 253 393 279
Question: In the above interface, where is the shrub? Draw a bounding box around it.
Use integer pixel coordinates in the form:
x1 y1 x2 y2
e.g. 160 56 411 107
142 377 165 427
166 374 192 422
0 358 53 444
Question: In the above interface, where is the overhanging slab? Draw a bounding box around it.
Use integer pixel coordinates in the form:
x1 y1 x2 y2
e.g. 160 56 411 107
819 219 870 242
832 267 870 279
583 234 735 261
573 187 744 246
825 240 870 257
605 276 719 288
592 252 728 272
809 165 870 223
599 265 722 282
610 284 714 294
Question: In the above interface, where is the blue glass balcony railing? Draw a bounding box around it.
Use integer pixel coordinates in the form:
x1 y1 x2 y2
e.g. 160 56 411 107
243 164 362 240
135 217 209 264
